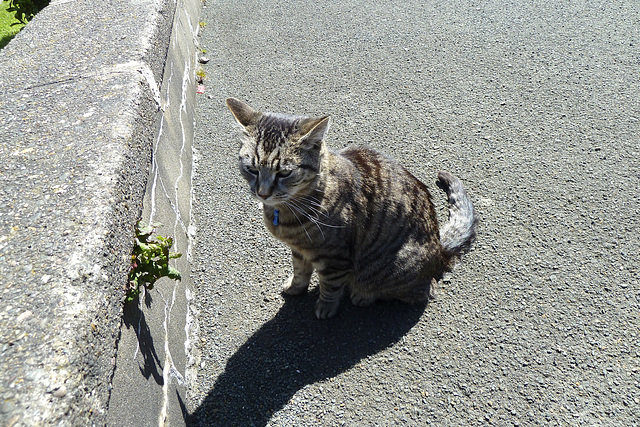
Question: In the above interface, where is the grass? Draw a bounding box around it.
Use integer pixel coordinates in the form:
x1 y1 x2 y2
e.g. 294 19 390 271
0 1 25 49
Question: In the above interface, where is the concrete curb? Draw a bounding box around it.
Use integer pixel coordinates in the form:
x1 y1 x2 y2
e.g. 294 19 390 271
107 0 201 424
0 0 200 424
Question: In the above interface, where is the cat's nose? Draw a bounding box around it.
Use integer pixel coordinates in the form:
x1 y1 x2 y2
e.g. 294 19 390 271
257 183 273 200
257 181 273 200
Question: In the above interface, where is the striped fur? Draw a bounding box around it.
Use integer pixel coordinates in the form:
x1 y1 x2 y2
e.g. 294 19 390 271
227 98 477 319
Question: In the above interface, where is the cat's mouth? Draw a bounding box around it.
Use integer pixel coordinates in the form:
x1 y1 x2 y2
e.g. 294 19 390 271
255 193 288 207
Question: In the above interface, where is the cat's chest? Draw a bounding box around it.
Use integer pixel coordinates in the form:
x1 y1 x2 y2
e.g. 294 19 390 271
264 211 302 243
263 209 292 240
262 207 329 248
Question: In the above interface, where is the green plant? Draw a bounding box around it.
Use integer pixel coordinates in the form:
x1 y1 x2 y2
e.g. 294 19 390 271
196 67 206 84
125 221 182 304
4 0 50 25
1 1 24 49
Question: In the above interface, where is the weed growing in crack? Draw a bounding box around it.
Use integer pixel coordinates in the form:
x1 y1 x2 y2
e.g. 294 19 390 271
196 67 206 84
125 221 182 304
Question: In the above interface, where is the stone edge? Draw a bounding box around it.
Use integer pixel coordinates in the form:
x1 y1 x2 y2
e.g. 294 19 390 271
0 0 200 424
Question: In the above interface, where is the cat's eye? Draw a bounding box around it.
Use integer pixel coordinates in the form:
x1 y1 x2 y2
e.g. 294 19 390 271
245 166 258 176
276 170 292 178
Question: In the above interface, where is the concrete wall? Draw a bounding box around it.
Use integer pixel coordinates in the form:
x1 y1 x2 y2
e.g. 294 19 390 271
0 0 200 424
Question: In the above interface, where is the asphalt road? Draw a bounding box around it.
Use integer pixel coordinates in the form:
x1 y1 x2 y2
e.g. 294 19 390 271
188 0 639 425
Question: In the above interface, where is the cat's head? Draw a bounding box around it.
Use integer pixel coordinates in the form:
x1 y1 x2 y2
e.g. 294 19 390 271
226 98 330 206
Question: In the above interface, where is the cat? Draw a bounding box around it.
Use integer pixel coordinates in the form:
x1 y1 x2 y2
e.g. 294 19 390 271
226 98 477 319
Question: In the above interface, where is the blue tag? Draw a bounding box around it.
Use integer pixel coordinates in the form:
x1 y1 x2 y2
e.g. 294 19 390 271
273 209 279 226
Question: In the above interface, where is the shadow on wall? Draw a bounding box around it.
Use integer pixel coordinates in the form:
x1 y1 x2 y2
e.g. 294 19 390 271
186 291 426 426
122 292 164 386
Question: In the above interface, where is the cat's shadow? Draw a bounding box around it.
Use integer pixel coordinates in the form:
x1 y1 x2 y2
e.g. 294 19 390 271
186 291 426 426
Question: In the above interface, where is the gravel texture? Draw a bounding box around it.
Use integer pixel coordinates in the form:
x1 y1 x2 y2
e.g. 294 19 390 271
188 0 639 425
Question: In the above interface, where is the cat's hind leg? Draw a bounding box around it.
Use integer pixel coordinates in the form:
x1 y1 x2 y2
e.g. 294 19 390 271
282 250 313 295
350 293 376 307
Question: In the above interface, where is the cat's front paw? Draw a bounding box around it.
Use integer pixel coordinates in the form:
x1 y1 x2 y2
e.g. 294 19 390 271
282 275 309 295
315 299 340 319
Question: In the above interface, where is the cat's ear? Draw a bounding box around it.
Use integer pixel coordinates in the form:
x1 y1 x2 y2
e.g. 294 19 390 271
299 116 330 148
226 98 260 128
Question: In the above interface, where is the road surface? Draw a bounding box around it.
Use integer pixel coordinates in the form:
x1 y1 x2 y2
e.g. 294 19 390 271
188 0 639 425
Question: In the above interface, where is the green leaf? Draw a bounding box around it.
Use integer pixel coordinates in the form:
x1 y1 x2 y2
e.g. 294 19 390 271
125 220 182 305
167 266 182 281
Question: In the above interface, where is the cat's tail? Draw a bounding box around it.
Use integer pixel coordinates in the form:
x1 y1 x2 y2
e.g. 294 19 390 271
436 170 478 257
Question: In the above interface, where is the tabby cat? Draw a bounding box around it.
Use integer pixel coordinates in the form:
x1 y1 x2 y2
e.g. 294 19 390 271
227 98 477 319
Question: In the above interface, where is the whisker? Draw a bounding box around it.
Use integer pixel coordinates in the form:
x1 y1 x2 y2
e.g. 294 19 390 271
291 194 331 219
302 200 330 217
299 203 329 220
302 195 329 211
286 199 326 240
299 193 324 205
288 198 344 230
284 201 313 242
